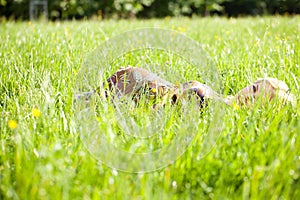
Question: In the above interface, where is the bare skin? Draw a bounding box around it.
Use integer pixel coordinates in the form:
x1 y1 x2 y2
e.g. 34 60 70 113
105 67 220 107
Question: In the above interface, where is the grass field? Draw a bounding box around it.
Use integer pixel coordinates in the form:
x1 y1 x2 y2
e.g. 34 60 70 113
1 16 300 199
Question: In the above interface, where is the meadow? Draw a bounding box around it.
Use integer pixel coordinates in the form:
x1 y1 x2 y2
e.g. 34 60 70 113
0 16 299 199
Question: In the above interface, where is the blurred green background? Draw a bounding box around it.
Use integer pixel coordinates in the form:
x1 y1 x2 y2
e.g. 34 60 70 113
1 0 300 20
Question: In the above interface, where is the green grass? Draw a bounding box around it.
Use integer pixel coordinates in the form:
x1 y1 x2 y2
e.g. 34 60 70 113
1 16 300 199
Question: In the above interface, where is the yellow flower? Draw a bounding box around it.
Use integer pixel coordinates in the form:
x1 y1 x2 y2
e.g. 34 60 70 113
151 88 157 93
233 103 240 110
32 108 41 117
177 26 186 33
8 120 18 129
214 35 222 41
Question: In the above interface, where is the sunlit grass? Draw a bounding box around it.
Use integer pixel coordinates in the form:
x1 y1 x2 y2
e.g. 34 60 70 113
0 17 299 199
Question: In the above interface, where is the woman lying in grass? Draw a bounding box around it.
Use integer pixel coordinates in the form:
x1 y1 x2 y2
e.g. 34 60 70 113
75 66 296 108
